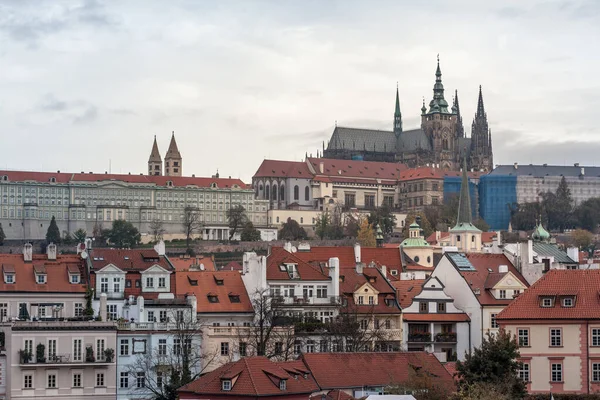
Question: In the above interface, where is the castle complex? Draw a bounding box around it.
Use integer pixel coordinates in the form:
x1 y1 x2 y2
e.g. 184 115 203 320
148 132 183 176
323 57 494 172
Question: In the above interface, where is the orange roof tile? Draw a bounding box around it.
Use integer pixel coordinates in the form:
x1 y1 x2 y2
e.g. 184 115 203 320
90 249 172 272
311 389 355 400
400 166 482 182
254 159 313 179
392 279 426 309
267 247 330 281
308 157 407 182
178 357 319 396
0 254 86 293
497 269 600 321
169 255 216 272
222 261 243 271
175 270 253 314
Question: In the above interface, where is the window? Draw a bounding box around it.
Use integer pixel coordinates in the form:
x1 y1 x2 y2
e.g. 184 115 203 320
120 339 129 356
148 311 155 322
344 193 355 207
368 296 374 305
383 195 394 208
280 379 287 390
490 314 498 329
73 373 82 388
305 186 309 201
137 372 146 388
158 277 166 288
96 373 105 387
48 373 57 388
107 304 117 320
592 328 600 346
541 297 553 307
5 273 14 284
222 380 232 391
23 373 33 389
306 340 315 353
73 339 82 361
74 303 83 317
208 295 219 303
518 363 530 382
97 339 105 361
562 297 574 307
156 371 164 388
239 342 247 357
364 194 375 209
275 342 283 354
159 310 167 322
146 277 154 288
437 302 446 313
360 319 368 330
37 274 47 284
294 340 301 355
357 296 364 305
551 363 562 382
518 329 529 347
293 185 299 201
120 372 129 388
174 339 181 355
593 363 600 382
100 277 108 293
499 290 506 299
419 302 428 313
229 294 241 303
550 328 562 347
316 285 327 298
320 340 328 352
70 274 80 284
220 342 229 356
385 319 391 329
156 338 167 355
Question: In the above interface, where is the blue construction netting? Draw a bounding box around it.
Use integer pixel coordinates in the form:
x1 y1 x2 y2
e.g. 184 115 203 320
479 174 517 230
443 177 479 219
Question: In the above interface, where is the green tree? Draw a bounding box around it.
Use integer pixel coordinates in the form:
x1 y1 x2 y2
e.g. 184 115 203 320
473 218 490 232
46 216 61 244
357 218 376 247
240 221 262 241
367 206 397 236
574 197 600 232
106 220 141 248
456 329 526 400
278 218 307 241
0 223 5 245
226 205 247 240
314 212 331 240
509 202 540 231
62 231 74 245
401 212 433 239
571 228 594 249
541 176 574 232
73 229 87 242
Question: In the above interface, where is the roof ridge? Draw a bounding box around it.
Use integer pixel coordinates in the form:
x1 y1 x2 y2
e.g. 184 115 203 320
243 357 259 395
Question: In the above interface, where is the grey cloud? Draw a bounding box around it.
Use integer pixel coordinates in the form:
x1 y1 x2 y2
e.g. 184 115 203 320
39 94 68 111
37 94 98 124
496 7 526 19
73 105 98 124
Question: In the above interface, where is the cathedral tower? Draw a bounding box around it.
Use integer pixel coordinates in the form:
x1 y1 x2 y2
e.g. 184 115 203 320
394 85 402 136
453 89 465 138
148 136 162 176
421 56 458 170
469 86 493 171
164 132 182 177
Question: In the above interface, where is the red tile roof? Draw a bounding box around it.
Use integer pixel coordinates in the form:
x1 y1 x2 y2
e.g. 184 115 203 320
0 170 72 183
178 357 319 397
301 352 455 391
169 255 216 272
90 249 172 272
392 279 426 309
175 270 253 314
444 362 459 381
308 158 407 182
311 389 355 400
267 247 330 281
0 254 86 293
254 159 313 179
402 313 470 322
289 246 402 270
497 269 600 321
222 261 243 271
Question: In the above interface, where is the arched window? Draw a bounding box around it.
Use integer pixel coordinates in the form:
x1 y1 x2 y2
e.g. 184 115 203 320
471 235 475 242
304 186 309 201
294 185 299 201
427 256 431 264
272 184 278 201
280 185 285 201
265 185 270 200
443 139 448 150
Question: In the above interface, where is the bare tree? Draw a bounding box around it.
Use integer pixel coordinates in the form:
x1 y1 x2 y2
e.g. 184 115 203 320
181 207 202 249
386 366 453 400
226 205 247 241
149 219 166 243
124 309 218 400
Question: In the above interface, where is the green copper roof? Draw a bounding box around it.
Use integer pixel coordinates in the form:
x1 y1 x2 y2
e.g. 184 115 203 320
449 223 482 233
532 223 550 241
427 56 451 115
409 222 420 228
451 157 481 233
401 237 430 247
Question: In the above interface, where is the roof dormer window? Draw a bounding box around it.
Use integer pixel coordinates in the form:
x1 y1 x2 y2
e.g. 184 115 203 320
541 297 554 307
229 294 241 303
4 272 14 284
221 379 231 391
208 294 219 303
562 297 575 307
279 379 287 391
36 274 47 284
214 276 224 285
70 274 80 284
34 265 46 284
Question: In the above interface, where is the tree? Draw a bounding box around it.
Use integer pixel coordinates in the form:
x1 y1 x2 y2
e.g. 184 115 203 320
571 228 594 249
541 176 574 232
0 223 5 245
106 220 141 248
343 214 360 238
149 219 166 243
357 218 376 247
473 218 490 232
401 212 433 239
451 381 514 400
125 309 217 400
73 228 87 242
456 329 526 400
46 216 61 244
314 212 331 240
509 202 540 231
62 231 73 245
240 221 262 241
574 197 600 232
386 365 452 400
367 206 397 236
181 207 202 248
278 218 307 241
226 205 247 241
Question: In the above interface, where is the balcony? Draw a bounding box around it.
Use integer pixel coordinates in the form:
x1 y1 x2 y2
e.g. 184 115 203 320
207 326 251 336
96 290 124 300
407 332 431 343
19 351 115 367
117 321 178 331
271 296 343 306
434 332 457 343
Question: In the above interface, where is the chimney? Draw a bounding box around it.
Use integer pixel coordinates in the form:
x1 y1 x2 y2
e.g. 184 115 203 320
328 257 340 297
356 262 364 274
581 167 585 176
187 294 198 316
354 243 361 263
513 162 518 170
100 293 107 321
435 231 441 241
154 240 165 256
319 162 324 174
498 265 508 273
284 242 293 253
85 238 93 251
381 265 387 278
47 243 57 261
23 243 33 262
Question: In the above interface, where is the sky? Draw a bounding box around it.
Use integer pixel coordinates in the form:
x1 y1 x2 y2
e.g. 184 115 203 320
0 0 599 182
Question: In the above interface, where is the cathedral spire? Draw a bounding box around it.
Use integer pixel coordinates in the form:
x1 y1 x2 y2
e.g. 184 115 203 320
454 89 465 138
147 135 163 176
394 84 402 135
456 156 473 225
164 131 182 177
427 55 450 114
148 135 161 162
476 85 485 118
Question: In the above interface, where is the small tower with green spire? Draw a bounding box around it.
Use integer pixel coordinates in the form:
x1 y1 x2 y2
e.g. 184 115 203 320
450 156 482 252
394 84 403 137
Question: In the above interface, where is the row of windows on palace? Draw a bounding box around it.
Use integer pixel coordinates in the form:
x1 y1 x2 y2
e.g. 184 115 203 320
22 369 108 390
338 192 395 209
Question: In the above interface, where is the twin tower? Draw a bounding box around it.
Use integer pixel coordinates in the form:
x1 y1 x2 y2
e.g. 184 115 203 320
147 132 182 176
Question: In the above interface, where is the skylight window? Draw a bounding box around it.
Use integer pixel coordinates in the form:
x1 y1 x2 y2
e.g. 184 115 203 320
208 295 219 303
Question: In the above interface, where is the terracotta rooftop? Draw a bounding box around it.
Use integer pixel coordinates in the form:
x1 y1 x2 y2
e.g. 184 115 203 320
178 357 319 396
267 247 330 281
169 255 216 272
311 389 355 400
497 269 600 321
90 249 172 272
308 157 407 183
221 261 243 271
253 159 313 179
400 166 482 182
392 279 426 309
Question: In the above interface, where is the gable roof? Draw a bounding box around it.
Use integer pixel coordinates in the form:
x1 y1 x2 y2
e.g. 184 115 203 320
311 389 355 400
178 357 319 396
532 242 577 264
175 270 253 314
497 269 600 321
253 159 313 179
392 279 426 309
267 247 330 281
0 254 86 294
301 352 454 390
169 255 216 272
90 249 173 272
328 126 398 154
307 157 406 183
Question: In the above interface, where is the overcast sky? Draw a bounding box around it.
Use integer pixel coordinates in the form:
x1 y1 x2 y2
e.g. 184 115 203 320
1 0 599 181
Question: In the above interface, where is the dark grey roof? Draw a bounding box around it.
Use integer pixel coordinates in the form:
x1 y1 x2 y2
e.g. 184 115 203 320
397 128 431 152
532 242 577 264
489 164 600 177
328 126 396 153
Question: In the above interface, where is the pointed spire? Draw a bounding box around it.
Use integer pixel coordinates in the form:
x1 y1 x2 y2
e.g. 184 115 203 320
421 97 427 115
148 135 162 162
454 89 465 138
394 84 402 135
436 54 442 80
476 85 485 118
165 131 181 159
456 156 473 225
427 54 449 114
